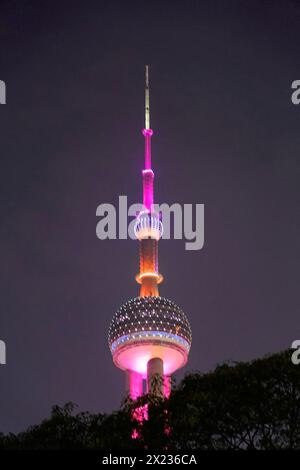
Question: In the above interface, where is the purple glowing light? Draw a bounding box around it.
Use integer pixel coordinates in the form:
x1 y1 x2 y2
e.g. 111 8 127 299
142 129 154 210
143 128 153 170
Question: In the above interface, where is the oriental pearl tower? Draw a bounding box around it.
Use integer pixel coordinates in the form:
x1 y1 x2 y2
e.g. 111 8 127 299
108 66 192 399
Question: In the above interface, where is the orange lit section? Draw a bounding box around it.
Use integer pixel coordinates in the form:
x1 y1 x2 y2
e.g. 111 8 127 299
135 231 163 297
134 209 164 296
140 277 159 297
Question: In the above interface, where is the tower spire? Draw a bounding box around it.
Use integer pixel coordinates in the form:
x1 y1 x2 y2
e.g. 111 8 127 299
145 65 150 130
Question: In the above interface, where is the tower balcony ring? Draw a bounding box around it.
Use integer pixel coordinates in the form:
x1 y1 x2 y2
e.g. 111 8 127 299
135 272 164 284
142 128 153 137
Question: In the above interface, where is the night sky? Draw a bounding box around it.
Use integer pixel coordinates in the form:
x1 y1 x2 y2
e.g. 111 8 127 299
0 0 299 433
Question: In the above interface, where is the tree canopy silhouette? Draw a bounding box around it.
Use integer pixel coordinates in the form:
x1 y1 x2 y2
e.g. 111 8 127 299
1 350 299 450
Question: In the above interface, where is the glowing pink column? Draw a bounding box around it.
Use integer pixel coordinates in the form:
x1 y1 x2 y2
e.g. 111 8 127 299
142 169 154 211
143 128 153 169
142 128 154 211
125 370 143 399
164 375 171 398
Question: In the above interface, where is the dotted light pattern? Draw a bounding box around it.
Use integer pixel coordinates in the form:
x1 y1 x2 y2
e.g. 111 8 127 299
108 296 192 353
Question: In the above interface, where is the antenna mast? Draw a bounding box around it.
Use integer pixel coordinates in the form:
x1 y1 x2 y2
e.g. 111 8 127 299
145 65 150 130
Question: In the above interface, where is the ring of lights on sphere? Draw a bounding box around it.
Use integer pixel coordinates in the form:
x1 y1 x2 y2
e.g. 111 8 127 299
108 296 192 377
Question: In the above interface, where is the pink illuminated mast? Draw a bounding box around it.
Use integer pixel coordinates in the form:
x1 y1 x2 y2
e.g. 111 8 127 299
142 65 154 211
108 66 192 399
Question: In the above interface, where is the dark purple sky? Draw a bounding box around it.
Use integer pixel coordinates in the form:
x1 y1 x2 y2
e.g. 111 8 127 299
0 0 299 433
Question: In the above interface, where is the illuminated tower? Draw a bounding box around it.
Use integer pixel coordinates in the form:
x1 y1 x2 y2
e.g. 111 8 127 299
108 66 192 399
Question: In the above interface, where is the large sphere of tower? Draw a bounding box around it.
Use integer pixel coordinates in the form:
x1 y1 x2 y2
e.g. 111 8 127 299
108 296 192 377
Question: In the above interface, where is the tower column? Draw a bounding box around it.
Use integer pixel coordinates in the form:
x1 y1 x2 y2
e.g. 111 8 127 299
142 168 154 209
147 357 164 397
125 370 143 400
143 129 153 171
163 375 172 398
